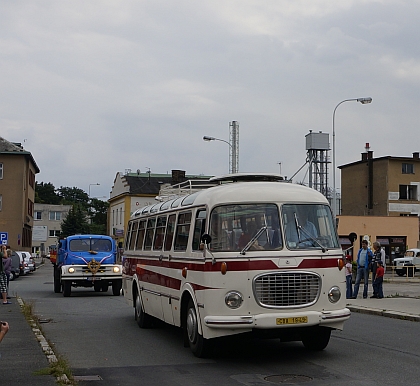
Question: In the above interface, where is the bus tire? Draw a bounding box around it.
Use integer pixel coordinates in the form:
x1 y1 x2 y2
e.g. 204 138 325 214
54 269 61 293
112 280 122 296
62 281 71 297
301 326 331 351
135 291 153 328
185 299 213 358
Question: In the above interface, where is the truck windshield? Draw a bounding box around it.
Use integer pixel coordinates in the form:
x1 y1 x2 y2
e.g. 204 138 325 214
209 204 282 252
69 239 112 252
282 204 339 250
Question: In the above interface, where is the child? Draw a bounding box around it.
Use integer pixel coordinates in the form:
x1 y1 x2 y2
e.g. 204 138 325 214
345 255 353 299
372 260 384 299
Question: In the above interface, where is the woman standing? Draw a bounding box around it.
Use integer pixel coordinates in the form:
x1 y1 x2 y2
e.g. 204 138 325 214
0 245 11 304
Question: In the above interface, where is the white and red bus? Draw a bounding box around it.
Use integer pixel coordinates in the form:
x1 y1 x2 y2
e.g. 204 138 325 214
122 174 350 357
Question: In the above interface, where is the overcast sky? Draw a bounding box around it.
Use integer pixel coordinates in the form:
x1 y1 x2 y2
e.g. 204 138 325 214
1 1 419 199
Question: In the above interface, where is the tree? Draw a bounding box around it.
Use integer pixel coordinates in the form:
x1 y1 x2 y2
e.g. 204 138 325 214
60 205 90 238
88 198 109 235
57 187 89 209
35 182 61 204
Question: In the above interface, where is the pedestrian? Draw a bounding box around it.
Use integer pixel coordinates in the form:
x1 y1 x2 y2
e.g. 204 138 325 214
371 260 385 299
0 245 11 304
3 249 12 299
352 240 374 299
0 320 9 344
345 255 353 299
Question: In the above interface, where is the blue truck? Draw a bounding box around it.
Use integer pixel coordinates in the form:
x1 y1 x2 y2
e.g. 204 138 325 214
53 234 122 297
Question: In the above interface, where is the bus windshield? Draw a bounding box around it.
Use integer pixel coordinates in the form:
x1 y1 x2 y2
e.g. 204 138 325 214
209 204 282 252
69 239 113 252
282 204 339 250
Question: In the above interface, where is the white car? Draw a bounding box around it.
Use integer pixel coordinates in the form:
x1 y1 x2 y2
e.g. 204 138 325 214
12 251 34 275
394 248 420 277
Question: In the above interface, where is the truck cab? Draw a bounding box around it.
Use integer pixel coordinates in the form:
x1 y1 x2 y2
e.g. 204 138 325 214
53 234 122 297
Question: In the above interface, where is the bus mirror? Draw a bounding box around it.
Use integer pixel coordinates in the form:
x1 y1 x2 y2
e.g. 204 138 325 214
348 232 357 243
201 234 212 245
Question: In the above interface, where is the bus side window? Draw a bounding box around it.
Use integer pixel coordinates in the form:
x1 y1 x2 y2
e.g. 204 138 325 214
144 218 156 251
174 212 192 251
153 216 167 250
136 220 146 250
125 222 133 250
164 214 176 251
192 209 207 251
129 221 138 251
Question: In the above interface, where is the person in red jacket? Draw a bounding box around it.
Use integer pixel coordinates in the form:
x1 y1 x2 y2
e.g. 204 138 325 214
371 260 385 299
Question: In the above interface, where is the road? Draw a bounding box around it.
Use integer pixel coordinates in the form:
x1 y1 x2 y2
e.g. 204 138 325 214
11 263 420 386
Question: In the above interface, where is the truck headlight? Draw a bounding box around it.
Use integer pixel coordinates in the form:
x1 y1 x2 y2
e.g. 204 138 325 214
328 286 341 303
225 291 243 309
113 266 120 273
68 267 75 273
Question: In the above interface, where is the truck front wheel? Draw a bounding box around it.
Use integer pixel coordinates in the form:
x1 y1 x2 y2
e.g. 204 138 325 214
62 281 71 297
53 267 62 293
112 280 122 296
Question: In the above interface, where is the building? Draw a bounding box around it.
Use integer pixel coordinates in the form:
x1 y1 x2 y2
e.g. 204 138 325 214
340 149 420 217
32 203 72 256
108 170 212 244
0 137 39 251
338 147 420 263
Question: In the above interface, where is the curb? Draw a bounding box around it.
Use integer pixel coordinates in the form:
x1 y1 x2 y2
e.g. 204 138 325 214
347 305 420 322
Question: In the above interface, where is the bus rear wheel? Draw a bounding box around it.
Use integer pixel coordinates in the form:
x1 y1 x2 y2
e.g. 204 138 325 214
301 326 331 351
185 300 213 358
135 291 153 328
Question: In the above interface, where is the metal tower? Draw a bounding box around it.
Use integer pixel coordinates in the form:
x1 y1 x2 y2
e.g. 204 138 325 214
229 121 239 174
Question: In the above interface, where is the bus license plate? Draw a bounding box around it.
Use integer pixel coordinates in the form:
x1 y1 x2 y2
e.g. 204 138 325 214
276 316 308 325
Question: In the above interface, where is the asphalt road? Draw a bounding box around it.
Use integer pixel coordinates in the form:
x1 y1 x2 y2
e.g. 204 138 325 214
10 263 420 386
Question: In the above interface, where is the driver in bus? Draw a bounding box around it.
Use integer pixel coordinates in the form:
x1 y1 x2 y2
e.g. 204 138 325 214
209 216 230 251
285 207 318 247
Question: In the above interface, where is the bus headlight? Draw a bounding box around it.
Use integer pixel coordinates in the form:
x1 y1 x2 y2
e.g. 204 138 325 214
225 291 243 309
113 266 120 273
328 286 341 303
68 267 75 273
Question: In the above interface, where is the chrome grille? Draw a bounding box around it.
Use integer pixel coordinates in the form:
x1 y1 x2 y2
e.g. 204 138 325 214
253 272 321 308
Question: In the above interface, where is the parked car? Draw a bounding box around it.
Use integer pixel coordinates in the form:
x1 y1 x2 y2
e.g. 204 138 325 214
394 248 420 277
11 251 32 275
9 253 20 281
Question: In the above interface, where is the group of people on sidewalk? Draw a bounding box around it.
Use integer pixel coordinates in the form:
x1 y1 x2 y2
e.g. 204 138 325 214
345 240 385 299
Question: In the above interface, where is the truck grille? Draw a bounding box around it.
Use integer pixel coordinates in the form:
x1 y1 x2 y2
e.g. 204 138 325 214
253 272 321 308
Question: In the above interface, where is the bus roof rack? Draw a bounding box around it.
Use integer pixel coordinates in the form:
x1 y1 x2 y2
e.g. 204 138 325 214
156 179 217 201
209 173 285 183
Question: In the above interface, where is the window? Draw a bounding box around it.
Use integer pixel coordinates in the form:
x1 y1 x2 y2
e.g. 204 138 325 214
129 221 138 250
34 211 42 220
28 169 35 188
402 163 414 174
49 211 61 221
174 212 192 251
0 163 3 179
144 218 156 250
28 199 34 217
136 220 146 250
153 216 167 250
192 209 207 251
164 215 176 251
49 230 60 237
399 185 417 200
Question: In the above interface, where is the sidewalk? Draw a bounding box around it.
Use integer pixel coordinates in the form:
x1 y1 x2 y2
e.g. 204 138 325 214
346 273 420 322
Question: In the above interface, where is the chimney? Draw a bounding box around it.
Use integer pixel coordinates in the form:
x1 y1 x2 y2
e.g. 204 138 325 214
413 152 419 160
171 170 186 185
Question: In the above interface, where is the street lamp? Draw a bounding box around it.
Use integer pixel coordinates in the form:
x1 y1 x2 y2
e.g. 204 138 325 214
203 135 237 173
332 97 372 218
89 183 100 198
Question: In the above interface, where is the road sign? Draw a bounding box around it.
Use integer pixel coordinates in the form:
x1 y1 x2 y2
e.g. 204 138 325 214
0 232 8 245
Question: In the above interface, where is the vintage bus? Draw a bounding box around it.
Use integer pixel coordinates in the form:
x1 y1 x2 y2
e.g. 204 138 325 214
122 174 350 357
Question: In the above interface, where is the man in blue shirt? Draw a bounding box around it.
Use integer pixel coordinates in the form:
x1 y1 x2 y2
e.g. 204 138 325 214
352 240 374 299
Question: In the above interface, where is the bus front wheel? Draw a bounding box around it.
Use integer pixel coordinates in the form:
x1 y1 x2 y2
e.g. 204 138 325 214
185 300 213 358
301 326 331 351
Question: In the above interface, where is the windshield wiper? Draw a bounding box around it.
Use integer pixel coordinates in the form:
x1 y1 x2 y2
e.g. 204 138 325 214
240 226 267 255
293 213 327 252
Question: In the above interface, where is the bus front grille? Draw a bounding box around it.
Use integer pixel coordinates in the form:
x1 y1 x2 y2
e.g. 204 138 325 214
253 272 321 308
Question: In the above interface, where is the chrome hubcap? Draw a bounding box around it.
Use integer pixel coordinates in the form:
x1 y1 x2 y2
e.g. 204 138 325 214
186 307 197 344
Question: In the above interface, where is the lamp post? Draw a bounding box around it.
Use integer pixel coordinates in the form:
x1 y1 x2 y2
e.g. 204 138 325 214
89 183 100 198
332 97 372 218
203 135 238 173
